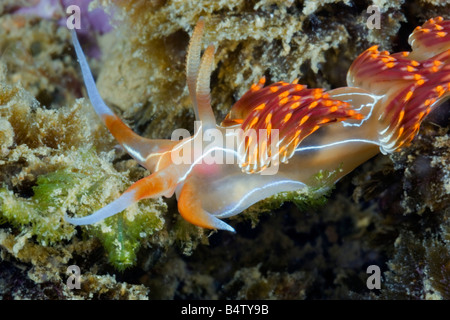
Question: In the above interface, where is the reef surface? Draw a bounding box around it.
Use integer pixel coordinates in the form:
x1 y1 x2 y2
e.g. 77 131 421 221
0 0 449 299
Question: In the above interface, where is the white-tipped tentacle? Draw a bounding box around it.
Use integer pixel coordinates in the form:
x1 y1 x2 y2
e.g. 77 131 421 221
71 30 114 118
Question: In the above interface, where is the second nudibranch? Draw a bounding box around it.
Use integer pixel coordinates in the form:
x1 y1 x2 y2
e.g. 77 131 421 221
66 17 450 232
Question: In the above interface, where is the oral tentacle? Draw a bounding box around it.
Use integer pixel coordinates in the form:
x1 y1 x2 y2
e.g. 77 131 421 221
72 30 174 170
65 190 136 226
178 178 235 232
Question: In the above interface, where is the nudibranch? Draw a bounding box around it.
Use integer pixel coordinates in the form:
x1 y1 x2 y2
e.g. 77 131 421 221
66 17 450 232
